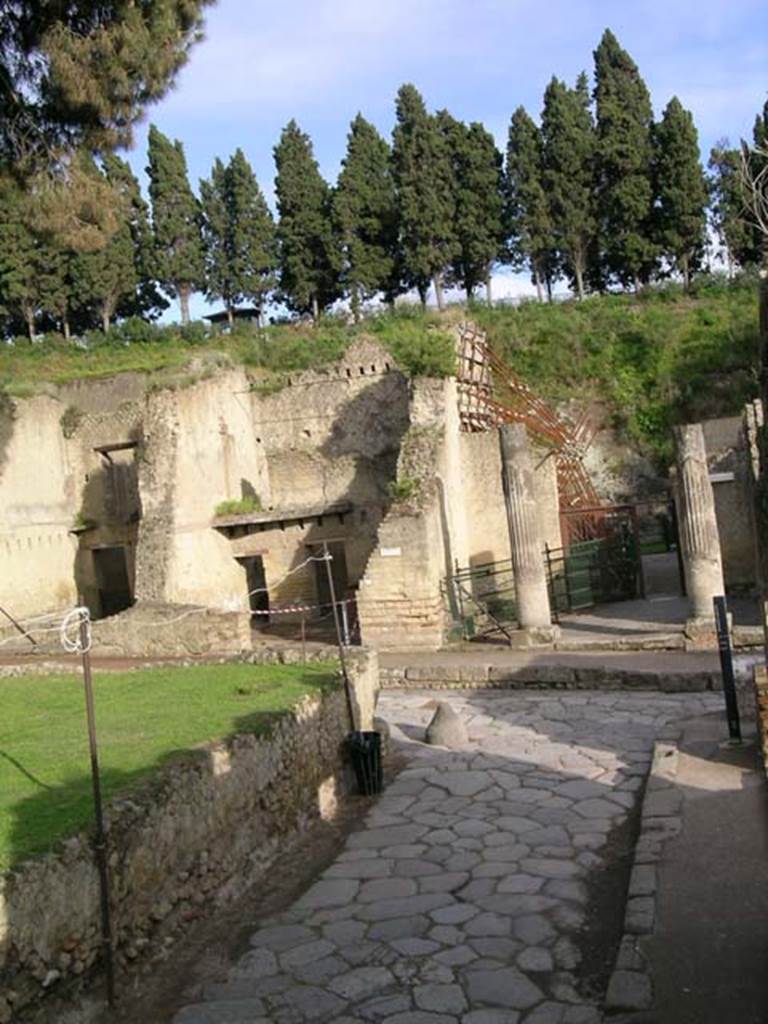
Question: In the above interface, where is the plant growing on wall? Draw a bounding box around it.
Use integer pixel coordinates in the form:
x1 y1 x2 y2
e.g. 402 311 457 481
60 405 84 438
214 495 263 517
387 476 417 502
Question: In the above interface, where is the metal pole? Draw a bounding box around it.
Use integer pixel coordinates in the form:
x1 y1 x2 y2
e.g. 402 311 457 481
0 604 37 645
340 600 351 647
713 596 742 743
322 543 357 732
630 505 646 599
670 498 687 597
300 613 306 664
79 618 116 1007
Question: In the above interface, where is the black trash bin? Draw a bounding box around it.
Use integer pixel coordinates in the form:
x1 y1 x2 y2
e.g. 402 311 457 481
348 730 383 796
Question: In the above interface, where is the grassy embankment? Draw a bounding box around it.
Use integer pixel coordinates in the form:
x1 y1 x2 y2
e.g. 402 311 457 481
0 662 337 870
0 277 760 466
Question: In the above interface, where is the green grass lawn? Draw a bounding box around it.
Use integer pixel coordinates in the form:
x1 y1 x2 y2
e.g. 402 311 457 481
0 662 338 871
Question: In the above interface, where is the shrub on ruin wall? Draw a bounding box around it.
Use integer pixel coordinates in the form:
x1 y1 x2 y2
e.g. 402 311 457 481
214 494 263 517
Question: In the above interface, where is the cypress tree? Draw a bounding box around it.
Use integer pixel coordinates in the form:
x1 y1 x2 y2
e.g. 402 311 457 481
541 74 596 299
437 112 503 303
391 84 458 310
334 115 398 320
0 179 44 340
653 97 708 288
227 149 277 319
274 120 340 321
593 29 656 287
505 106 556 301
70 156 137 332
146 124 204 325
103 153 168 320
39 244 76 339
201 151 277 324
200 158 232 318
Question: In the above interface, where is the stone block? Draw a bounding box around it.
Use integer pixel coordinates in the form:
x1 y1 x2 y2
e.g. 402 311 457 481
624 897 655 935
605 969 653 1011
405 665 460 683
459 664 491 684
426 702 469 748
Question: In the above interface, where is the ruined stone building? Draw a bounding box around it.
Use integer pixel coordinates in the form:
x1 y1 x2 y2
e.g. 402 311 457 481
0 333 562 653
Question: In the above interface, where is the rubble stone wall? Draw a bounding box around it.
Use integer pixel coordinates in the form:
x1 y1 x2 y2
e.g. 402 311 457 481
0 651 379 1024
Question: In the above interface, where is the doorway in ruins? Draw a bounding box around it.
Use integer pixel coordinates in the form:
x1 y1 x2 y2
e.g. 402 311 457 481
91 546 133 617
310 541 349 611
239 556 269 623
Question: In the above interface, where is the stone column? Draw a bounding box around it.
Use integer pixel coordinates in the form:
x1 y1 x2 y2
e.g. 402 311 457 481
499 423 557 642
673 423 725 634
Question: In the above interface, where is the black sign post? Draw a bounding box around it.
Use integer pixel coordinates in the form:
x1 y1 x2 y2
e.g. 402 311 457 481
713 595 741 743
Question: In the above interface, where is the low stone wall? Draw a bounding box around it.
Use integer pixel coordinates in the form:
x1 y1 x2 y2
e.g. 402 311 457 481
0 651 379 1023
755 665 768 777
90 604 251 657
380 662 721 692
0 604 253 661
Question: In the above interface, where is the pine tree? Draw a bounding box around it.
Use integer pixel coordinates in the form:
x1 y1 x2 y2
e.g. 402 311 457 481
653 97 708 288
146 125 204 325
1 1 213 170
391 84 458 310
273 121 340 321
334 115 398 320
103 153 168 320
0 179 44 340
593 29 657 287
505 106 556 301
437 113 503 303
541 74 596 299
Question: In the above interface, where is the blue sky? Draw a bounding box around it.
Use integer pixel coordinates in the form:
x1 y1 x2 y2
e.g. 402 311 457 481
124 0 768 318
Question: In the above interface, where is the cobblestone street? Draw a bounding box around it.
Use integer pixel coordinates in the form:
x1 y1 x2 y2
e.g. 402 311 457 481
174 690 721 1024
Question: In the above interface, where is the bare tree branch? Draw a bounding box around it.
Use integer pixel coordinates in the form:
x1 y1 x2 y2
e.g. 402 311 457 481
740 141 768 245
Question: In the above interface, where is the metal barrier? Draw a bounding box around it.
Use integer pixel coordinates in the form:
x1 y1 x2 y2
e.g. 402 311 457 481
544 534 642 620
447 557 518 642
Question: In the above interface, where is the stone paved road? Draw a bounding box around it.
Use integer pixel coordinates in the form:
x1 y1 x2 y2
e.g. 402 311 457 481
174 690 721 1024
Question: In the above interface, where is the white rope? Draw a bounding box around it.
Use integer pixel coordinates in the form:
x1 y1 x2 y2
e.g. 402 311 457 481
60 607 91 654
0 552 340 648
244 552 332 601
0 621 71 649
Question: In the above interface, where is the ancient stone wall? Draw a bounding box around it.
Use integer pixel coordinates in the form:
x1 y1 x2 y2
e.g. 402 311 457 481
134 368 269 608
357 376 565 649
0 376 145 622
0 651 379 1024
0 341 409 630
701 415 755 591
1 332 566 650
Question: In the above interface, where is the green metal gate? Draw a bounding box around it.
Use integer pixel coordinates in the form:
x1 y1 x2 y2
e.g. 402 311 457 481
545 532 642 619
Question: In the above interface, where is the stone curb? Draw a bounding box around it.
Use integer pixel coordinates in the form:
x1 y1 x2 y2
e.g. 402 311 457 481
603 740 681 1018
380 665 718 693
